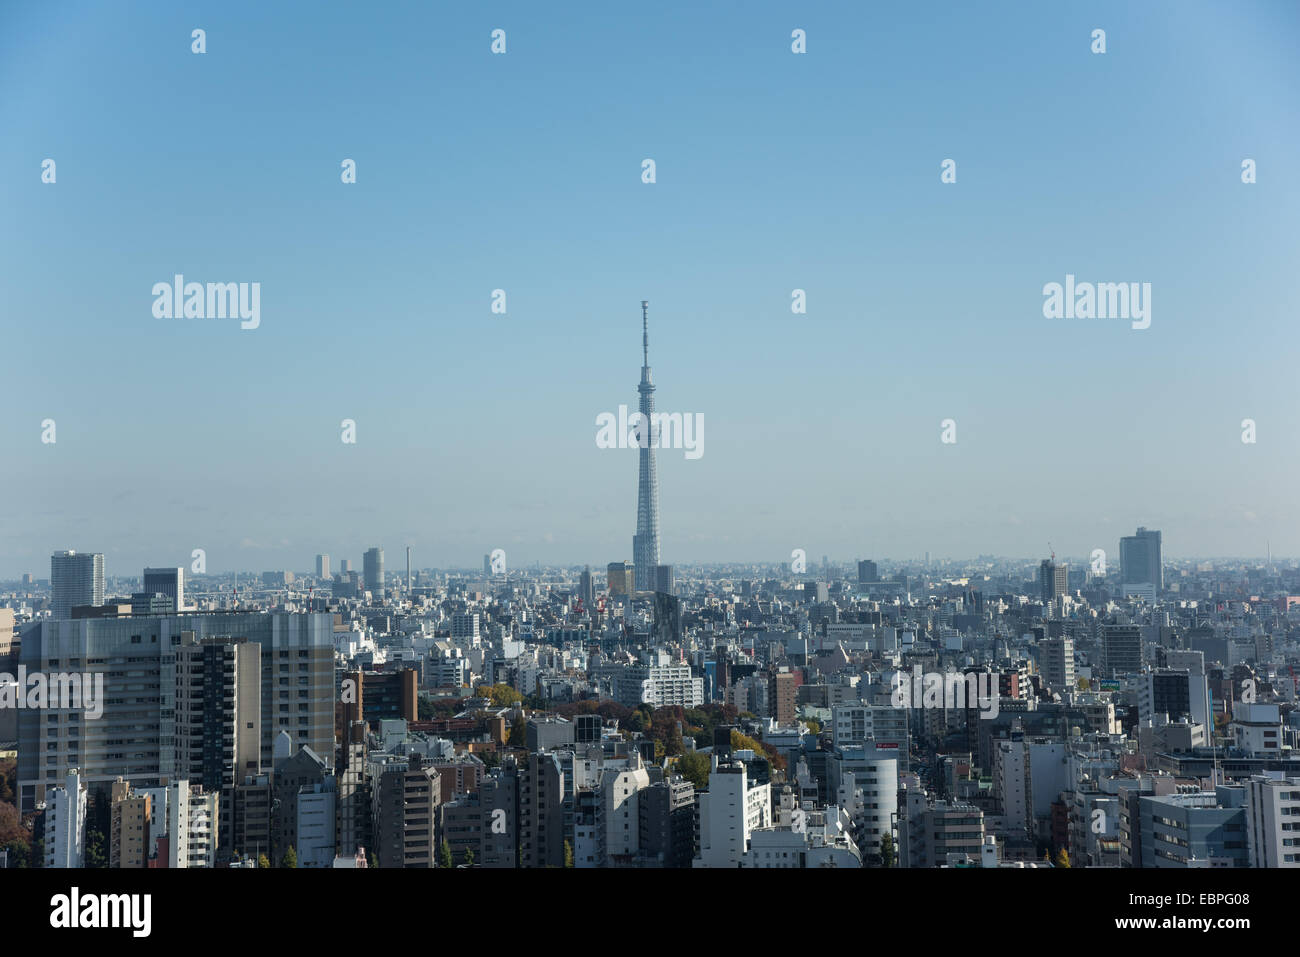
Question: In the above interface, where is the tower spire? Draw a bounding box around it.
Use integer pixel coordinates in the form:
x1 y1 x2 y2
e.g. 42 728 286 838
641 300 649 368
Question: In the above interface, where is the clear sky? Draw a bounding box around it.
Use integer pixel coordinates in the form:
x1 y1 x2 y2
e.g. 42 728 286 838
2 0 1299 577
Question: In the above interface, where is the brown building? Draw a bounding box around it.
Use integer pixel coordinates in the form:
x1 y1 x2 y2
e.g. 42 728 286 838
607 561 634 596
770 671 797 725
337 668 418 736
109 778 152 869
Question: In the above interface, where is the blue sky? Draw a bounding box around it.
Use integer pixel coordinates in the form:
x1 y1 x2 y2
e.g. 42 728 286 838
2 0 1299 577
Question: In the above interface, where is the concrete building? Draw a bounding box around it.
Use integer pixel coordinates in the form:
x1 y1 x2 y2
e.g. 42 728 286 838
43 768 87 868
1102 625 1143 678
16 611 336 813
695 754 772 868
172 634 261 792
50 550 104 620
1136 787 1247 868
142 568 184 612
109 778 151 868
370 752 440 868
1037 637 1075 694
1244 774 1300 867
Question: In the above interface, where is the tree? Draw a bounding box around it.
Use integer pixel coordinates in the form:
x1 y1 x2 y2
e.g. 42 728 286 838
564 840 574 868
281 845 298 869
803 718 821 734
258 853 271 869
879 834 896 868
476 684 523 708
1054 848 1070 868
730 729 786 774
675 751 710 790
367 850 378 869
463 847 475 867
439 839 453 869
508 718 527 748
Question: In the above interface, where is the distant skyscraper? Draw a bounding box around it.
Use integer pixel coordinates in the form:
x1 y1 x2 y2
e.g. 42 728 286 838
1038 559 1068 602
1120 527 1163 592
316 554 330 579
340 559 352 574
632 301 661 594
363 547 384 594
579 566 594 609
607 561 634 596
654 564 675 596
484 554 492 577
142 567 184 612
50 550 104 620
858 560 878 584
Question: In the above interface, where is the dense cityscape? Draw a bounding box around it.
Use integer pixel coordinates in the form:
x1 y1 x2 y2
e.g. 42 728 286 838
7 509 1300 872
5 2 1293 940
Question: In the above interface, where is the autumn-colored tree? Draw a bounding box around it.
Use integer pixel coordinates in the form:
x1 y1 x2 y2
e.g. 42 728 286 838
463 847 475 867
730 729 786 773
476 684 524 708
564 840 574 868
258 853 271 869
281 845 298 869
1054 848 1070 868
439 839 453 868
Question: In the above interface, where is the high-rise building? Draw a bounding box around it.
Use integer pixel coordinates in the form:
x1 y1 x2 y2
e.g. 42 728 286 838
143 567 184 612
50 550 104 620
340 559 352 574
43 769 87 868
1102 624 1144 678
858 560 878 584
632 301 662 594
371 753 440 868
1120 527 1163 592
607 561 634 596
653 563 675 596
694 756 772 868
363 547 384 595
1038 559 1068 602
1038 637 1076 693
17 612 336 813
171 634 261 792
315 554 330 579
579 566 594 609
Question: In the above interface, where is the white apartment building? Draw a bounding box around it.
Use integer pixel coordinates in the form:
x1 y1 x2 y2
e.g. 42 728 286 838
695 756 772 868
43 769 87 868
1244 774 1300 867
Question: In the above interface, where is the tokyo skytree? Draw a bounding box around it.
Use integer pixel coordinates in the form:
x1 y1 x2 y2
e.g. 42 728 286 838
632 300 660 592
